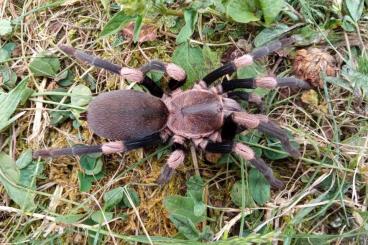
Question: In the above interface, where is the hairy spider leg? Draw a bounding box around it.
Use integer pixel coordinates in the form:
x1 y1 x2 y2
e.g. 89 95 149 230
140 61 187 91
58 45 187 97
140 76 165 97
201 37 296 85
220 77 310 92
157 137 186 185
231 112 300 158
203 140 284 188
33 133 162 158
226 90 265 112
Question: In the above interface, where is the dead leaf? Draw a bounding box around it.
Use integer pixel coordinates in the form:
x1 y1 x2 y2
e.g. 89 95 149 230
122 22 157 43
301 89 319 106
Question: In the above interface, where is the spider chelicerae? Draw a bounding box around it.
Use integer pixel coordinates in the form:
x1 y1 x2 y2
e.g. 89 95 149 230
33 37 310 188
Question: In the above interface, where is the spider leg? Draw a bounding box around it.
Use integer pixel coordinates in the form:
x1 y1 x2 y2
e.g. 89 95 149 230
227 91 264 112
140 76 165 97
202 37 296 85
221 117 240 141
203 140 283 188
231 112 300 158
33 133 162 158
58 46 187 97
140 60 187 91
157 137 186 185
220 77 310 92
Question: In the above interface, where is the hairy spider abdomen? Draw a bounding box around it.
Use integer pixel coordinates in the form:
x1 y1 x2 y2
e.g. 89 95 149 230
167 90 223 138
87 90 168 140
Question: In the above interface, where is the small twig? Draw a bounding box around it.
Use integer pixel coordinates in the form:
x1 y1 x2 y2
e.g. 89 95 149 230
160 30 232 46
213 211 251 241
122 187 153 245
190 145 200 176
85 193 118 245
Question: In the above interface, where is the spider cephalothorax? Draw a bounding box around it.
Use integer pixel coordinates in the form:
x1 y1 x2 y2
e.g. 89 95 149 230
33 38 310 188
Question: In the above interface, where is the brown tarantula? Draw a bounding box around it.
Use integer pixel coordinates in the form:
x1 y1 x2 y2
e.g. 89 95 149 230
33 38 310 188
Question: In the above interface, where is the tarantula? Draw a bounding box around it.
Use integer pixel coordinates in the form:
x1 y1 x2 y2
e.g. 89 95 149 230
33 37 310 188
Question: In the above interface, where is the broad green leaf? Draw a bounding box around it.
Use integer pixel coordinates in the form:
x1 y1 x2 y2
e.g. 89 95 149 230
100 10 135 38
172 42 204 88
0 43 16 63
248 168 270 205
346 0 364 22
78 172 93 192
16 149 33 169
263 133 299 160
202 45 220 76
29 53 60 77
259 0 285 25
186 176 206 217
341 15 357 32
91 210 114 224
50 110 72 126
56 213 85 224
55 70 75 87
19 87 33 105
0 66 17 88
263 137 289 160
293 25 330 45
186 175 205 202
230 181 254 208
80 154 98 171
254 24 290 47
0 19 12 36
85 158 103 175
70 84 92 107
133 15 143 43
239 131 263 157
122 187 140 208
47 88 70 103
193 202 206 217
116 0 147 15
164 196 206 224
237 62 266 79
176 9 198 44
78 171 104 192
169 213 201 240
226 0 259 23
0 153 36 210
80 153 103 175
0 77 30 132
103 187 124 209
191 0 215 10
19 161 44 189
341 62 368 100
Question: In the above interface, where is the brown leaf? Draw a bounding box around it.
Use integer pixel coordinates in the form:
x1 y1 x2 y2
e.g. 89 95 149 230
122 22 157 43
